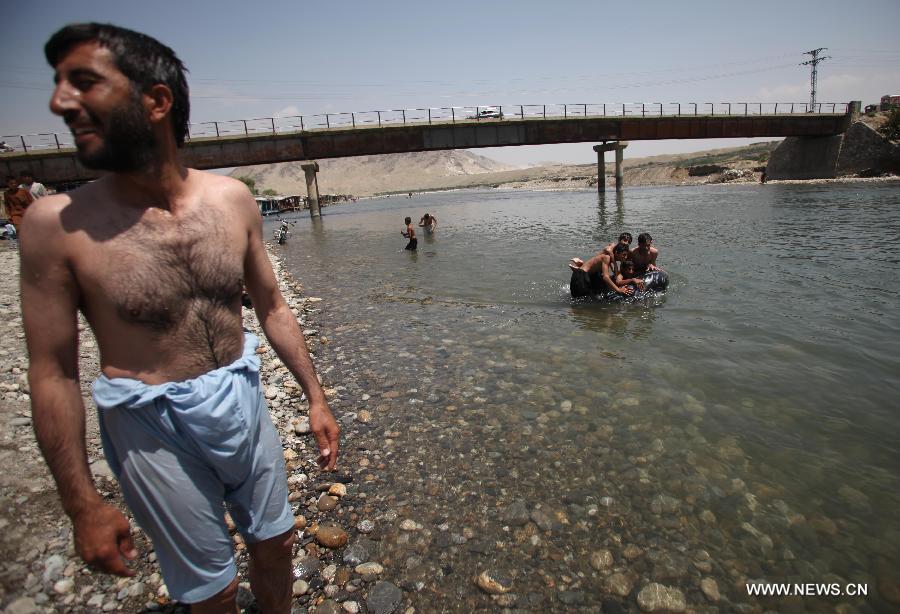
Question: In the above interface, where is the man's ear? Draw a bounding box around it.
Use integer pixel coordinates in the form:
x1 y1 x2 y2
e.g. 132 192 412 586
145 84 174 125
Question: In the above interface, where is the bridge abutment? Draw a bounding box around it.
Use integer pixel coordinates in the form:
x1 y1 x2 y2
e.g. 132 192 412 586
301 161 321 217
593 141 628 192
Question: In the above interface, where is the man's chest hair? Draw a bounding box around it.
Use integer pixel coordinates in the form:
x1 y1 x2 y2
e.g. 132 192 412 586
86 214 245 329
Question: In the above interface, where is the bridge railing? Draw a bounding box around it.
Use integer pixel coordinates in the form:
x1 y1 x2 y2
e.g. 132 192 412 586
1 102 849 153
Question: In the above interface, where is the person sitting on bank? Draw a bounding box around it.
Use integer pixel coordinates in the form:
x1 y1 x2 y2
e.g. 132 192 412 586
568 243 633 298
402 216 417 250
418 213 436 233
630 232 660 275
614 259 646 292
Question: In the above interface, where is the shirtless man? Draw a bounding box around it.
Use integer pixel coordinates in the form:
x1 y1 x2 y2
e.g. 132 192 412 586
418 212 436 233
21 23 339 613
630 232 660 275
568 243 634 298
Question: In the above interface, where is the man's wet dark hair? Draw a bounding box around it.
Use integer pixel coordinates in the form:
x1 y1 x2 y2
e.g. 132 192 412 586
638 232 652 245
619 232 632 243
613 243 629 254
620 260 634 270
45 23 190 147
404 217 411 224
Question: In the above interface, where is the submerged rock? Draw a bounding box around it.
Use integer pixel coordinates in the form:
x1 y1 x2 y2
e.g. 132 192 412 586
475 570 513 594
637 583 686 612
366 581 403 614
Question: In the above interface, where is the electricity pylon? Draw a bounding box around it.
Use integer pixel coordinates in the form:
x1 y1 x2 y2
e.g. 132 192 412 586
801 48 830 111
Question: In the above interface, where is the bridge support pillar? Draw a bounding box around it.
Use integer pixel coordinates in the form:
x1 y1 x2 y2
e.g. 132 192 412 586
593 143 607 192
615 141 628 191
301 161 321 217
594 141 628 192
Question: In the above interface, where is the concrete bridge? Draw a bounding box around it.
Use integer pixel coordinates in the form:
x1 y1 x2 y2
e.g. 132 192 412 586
1 102 855 204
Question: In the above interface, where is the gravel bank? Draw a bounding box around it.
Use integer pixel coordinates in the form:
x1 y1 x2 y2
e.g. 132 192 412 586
0 243 396 614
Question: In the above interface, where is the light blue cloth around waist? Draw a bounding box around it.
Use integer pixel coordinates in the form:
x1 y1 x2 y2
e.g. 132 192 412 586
92 332 264 483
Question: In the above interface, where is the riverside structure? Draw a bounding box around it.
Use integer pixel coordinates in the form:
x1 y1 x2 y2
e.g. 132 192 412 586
2 101 858 212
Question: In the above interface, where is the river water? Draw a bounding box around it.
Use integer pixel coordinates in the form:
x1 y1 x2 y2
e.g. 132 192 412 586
272 181 899 612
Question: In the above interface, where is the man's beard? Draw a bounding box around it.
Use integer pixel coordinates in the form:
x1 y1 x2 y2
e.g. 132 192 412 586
76 92 157 173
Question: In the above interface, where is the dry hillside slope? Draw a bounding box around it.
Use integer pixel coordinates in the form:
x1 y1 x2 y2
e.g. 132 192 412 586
230 141 786 197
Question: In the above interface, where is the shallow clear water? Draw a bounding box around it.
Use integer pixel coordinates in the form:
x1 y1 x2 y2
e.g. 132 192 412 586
274 182 900 611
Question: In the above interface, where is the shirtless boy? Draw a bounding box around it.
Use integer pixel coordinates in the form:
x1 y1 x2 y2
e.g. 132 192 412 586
419 212 436 233
568 243 633 298
630 232 660 275
603 232 632 271
21 23 339 613
402 216 417 250
614 259 646 291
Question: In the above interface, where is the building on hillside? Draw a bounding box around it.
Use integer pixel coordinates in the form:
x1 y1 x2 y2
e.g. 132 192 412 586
880 95 900 111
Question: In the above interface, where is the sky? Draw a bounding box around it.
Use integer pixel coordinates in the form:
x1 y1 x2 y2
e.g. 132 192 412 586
2 0 898 167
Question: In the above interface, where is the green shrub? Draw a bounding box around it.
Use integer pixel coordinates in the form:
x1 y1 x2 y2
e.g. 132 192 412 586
881 109 900 140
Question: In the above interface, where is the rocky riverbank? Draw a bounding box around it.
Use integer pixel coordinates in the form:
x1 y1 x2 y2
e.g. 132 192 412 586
0 244 404 614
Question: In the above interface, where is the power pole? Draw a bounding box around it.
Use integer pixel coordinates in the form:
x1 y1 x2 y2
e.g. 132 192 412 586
800 48 830 111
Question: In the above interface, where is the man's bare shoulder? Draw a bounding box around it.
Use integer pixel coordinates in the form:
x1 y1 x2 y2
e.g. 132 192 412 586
195 171 253 200
192 171 259 217
20 192 72 233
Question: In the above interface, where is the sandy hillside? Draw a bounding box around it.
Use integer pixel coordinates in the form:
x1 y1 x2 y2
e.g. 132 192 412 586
233 150 517 196
231 141 782 196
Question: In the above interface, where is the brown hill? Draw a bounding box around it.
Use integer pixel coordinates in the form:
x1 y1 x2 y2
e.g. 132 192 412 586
231 142 784 197
231 150 516 197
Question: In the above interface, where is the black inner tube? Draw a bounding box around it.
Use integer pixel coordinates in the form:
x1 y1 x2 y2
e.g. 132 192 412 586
570 269 669 301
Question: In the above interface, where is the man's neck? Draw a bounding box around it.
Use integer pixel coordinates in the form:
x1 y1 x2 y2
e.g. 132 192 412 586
108 158 191 212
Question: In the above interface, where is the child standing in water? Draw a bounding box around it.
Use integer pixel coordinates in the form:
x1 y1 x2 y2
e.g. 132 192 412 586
402 216 417 250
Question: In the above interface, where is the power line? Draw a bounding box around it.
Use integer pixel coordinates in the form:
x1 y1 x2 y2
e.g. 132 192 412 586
801 48 831 109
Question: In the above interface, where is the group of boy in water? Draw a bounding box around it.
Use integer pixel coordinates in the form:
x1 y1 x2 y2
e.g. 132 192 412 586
568 232 661 298
401 212 437 250
397 214 660 300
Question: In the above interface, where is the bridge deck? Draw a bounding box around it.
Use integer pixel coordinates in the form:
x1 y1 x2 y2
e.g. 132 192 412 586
1 110 851 185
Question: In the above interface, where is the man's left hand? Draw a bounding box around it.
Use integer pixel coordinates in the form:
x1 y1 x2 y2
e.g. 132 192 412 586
310 401 340 471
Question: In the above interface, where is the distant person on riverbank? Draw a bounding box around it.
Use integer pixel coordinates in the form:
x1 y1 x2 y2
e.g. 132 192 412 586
22 23 339 613
419 212 436 233
630 233 659 275
4 176 33 235
569 243 633 298
402 216 417 250
19 171 49 199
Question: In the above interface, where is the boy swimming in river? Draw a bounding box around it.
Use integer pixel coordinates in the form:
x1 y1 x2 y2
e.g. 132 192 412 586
402 216 417 250
614 259 645 291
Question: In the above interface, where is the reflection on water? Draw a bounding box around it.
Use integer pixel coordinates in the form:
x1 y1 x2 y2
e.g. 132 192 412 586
275 183 900 611
595 190 626 234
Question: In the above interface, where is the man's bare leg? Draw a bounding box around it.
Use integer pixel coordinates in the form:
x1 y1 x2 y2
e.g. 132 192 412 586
191 577 240 614
247 529 296 613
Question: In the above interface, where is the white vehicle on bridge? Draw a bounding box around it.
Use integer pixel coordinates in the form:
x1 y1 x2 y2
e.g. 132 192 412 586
470 106 503 119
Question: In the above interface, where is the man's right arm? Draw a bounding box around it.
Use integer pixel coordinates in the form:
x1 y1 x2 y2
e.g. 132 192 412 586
601 259 633 295
19 201 136 576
